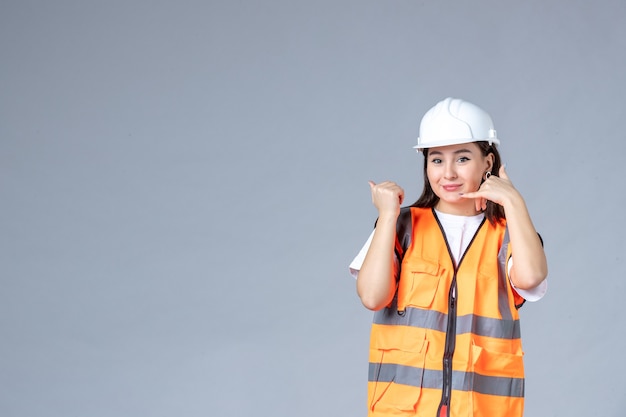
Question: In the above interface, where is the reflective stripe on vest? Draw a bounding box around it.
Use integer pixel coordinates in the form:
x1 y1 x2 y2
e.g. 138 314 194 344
367 207 525 417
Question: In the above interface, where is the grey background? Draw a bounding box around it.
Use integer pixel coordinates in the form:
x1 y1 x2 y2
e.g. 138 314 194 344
1 0 625 416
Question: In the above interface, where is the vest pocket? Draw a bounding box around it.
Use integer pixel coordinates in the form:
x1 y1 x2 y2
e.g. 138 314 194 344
470 343 525 397
398 259 441 311
369 335 429 413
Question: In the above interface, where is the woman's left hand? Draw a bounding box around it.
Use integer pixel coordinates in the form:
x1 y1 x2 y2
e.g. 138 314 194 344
460 165 519 211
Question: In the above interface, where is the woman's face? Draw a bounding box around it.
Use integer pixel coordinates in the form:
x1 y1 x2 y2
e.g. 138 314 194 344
426 142 493 215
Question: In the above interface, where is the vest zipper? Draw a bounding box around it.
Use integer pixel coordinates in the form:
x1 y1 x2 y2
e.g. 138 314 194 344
437 273 458 417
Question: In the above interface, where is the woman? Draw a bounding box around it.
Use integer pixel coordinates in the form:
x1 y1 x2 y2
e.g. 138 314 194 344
349 97 548 417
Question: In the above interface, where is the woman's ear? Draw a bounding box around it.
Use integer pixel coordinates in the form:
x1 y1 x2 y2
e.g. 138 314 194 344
486 152 495 172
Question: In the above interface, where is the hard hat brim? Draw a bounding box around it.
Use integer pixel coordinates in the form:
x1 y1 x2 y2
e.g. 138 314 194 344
413 137 500 152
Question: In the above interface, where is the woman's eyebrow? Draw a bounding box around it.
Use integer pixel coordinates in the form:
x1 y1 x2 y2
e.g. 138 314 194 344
429 148 473 156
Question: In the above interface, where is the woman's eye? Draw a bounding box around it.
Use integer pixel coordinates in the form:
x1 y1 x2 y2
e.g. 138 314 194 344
457 156 470 163
431 158 442 164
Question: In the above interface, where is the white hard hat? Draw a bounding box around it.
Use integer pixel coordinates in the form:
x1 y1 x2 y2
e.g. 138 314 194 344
414 97 500 151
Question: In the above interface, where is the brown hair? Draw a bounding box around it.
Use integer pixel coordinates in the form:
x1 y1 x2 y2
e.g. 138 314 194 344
411 141 505 225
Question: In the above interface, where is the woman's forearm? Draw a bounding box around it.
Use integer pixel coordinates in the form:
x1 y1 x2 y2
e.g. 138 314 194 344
503 194 548 290
356 214 398 310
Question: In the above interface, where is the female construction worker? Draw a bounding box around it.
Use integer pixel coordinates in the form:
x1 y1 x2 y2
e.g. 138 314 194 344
349 97 548 417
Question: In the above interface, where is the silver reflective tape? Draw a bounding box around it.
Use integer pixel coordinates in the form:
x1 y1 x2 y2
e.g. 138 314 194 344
374 307 520 339
369 362 524 398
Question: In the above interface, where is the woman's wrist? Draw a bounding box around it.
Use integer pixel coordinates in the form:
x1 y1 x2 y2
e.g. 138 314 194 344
377 210 399 225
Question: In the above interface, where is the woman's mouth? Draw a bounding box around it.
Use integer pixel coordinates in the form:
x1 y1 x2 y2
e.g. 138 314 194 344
442 184 462 192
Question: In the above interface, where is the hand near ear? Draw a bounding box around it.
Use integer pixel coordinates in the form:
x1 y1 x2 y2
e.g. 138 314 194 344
460 165 517 211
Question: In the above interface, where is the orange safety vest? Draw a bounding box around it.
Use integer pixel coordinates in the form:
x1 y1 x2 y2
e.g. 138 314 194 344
368 207 526 417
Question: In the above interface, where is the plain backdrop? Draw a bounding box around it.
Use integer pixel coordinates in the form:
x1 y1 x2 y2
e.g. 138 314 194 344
2 1 625 416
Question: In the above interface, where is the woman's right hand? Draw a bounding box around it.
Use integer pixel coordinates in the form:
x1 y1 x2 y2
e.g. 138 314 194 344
368 181 404 218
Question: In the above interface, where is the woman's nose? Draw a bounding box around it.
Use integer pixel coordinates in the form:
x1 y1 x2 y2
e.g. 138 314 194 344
444 162 457 179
